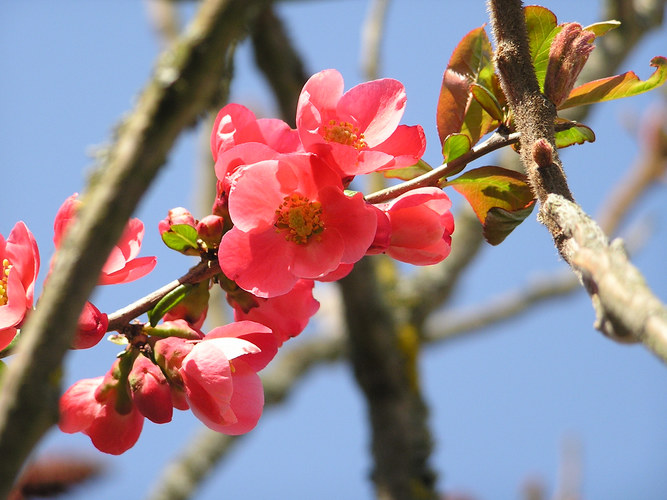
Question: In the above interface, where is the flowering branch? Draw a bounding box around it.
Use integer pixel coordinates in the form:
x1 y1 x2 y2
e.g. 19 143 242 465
364 130 521 204
487 0 667 361
106 260 221 332
0 0 272 495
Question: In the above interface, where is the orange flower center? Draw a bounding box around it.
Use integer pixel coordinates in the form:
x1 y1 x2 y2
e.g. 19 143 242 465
322 120 367 150
274 193 325 245
0 259 12 307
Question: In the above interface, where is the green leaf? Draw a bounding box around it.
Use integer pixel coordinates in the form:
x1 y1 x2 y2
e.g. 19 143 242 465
554 120 596 148
161 224 199 254
442 133 472 164
445 166 536 245
437 26 498 147
559 56 667 109
383 159 432 181
524 6 559 91
583 20 621 37
483 204 536 245
471 83 504 122
147 284 193 327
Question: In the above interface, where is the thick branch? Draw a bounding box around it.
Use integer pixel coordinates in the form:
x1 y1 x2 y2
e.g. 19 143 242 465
0 0 270 495
487 0 667 361
250 5 308 127
339 258 437 500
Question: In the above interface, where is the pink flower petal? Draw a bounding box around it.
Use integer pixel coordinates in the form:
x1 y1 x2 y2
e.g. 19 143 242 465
99 256 157 285
371 124 426 169
212 358 264 435
211 103 262 160
337 78 407 146
206 320 277 371
59 377 104 434
86 402 144 455
0 269 27 328
290 226 345 278
219 228 297 298
227 160 286 231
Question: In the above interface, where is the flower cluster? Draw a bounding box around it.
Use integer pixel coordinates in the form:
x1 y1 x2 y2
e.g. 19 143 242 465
4 69 455 455
212 69 454 298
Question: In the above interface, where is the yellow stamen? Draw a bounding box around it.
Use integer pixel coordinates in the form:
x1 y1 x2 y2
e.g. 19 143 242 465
274 193 325 245
322 120 367 150
0 258 12 307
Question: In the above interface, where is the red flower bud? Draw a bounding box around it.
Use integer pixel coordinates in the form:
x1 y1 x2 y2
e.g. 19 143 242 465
71 301 108 350
196 215 225 249
158 207 197 236
128 354 173 424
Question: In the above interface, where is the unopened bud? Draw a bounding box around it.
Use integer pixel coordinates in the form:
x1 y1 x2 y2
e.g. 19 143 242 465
71 301 108 350
158 207 197 236
128 354 173 424
532 139 554 168
544 23 595 107
196 215 225 249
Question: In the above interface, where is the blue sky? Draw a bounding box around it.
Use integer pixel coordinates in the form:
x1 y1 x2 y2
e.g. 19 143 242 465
1 1 666 499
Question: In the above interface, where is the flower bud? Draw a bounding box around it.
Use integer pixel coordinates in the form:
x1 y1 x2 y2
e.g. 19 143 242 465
71 301 108 350
544 23 595 107
128 354 173 424
153 336 195 411
153 336 195 383
196 215 225 249
158 207 197 236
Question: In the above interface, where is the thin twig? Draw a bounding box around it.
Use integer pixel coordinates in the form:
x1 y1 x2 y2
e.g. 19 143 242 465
106 260 221 331
364 131 520 204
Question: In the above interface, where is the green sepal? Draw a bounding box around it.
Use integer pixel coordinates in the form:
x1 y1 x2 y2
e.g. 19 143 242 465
147 283 193 327
143 322 202 340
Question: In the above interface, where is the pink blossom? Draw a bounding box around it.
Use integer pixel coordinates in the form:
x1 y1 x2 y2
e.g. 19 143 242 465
71 301 108 350
210 103 301 162
59 365 144 455
374 187 455 265
196 214 225 249
158 207 197 236
232 279 320 345
296 69 426 177
0 221 40 350
128 354 173 424
218 153 377 297
178 321 278 435
53 193 156 285
153 334 198 411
